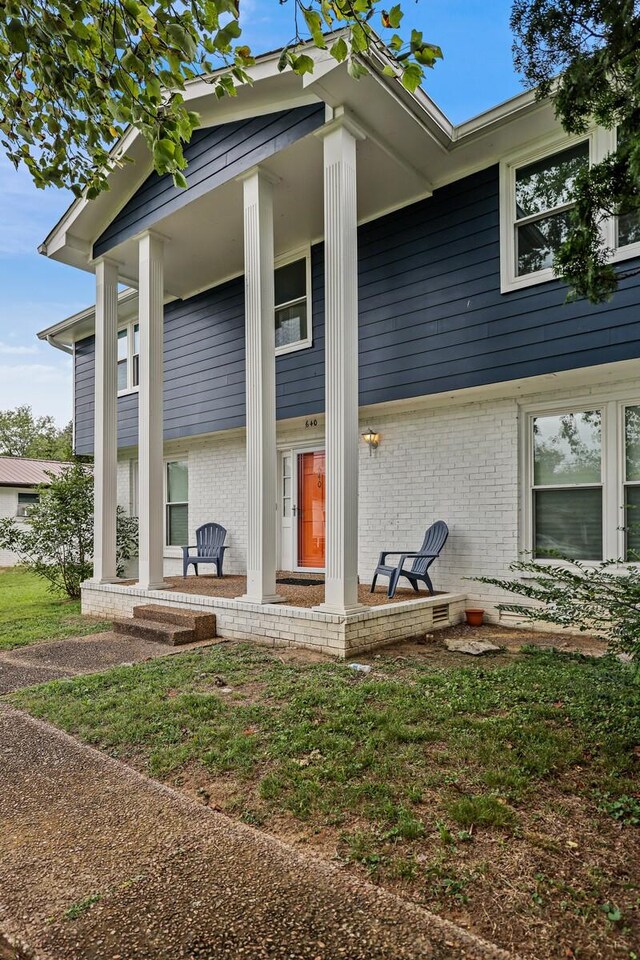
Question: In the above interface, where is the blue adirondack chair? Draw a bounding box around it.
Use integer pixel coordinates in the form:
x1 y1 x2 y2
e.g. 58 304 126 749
182 523 228 577
371 521 449 599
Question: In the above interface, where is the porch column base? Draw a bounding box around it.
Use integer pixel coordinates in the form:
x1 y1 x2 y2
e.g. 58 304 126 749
137 581 168 591
314 602 366 616
236 593 286 604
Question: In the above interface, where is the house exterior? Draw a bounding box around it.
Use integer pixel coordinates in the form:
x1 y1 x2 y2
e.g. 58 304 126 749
37 39 640 655
0 458 67 566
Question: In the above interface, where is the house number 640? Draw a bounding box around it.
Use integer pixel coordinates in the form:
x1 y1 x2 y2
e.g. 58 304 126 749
305 418 318 428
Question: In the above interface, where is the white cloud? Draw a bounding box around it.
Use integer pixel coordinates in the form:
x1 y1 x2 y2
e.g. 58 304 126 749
0 359 72 426
0 155 72 258
0 341 39 356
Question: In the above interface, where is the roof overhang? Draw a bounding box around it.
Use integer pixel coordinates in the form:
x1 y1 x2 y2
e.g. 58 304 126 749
38 34 560 349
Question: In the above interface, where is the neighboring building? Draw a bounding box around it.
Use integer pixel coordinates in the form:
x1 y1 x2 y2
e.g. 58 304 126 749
0 458 67 566
36 38 640 654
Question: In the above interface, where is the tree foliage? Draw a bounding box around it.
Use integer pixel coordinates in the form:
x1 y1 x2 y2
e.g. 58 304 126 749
0 405 73 460
0 461 138 598
511 0 640 302
0 0 441 198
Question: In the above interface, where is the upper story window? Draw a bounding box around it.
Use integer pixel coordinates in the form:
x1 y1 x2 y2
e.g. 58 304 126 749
117 321 139 394
274 252 312 355
616 126 640 251
501 129 639 293
514 142 589 279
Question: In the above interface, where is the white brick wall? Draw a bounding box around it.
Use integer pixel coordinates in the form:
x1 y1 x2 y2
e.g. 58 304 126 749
0 487 38 566
112 369 640 624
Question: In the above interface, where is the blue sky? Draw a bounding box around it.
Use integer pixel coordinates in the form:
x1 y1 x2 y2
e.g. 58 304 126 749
0 0 522 427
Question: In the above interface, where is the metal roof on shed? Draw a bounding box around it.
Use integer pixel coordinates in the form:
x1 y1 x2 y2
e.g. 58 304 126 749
0 457 68 487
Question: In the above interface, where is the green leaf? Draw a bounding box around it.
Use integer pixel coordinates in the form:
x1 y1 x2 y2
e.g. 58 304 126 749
401 62 423 94
303 9 326 49
6 19 28 53
291 54 314 76
330 37 348 63
173 170 188 189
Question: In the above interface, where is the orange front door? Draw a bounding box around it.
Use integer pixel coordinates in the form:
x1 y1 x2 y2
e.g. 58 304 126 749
297 451 325 568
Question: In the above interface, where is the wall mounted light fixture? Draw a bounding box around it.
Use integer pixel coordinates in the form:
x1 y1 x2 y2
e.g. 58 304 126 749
361 427 380 455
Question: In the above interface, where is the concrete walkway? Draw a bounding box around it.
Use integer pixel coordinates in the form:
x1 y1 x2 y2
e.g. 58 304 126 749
0 631 218 695
0 704 515 960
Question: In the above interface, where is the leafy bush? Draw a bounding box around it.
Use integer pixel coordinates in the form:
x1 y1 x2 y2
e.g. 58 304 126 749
0 461 137 599
475 557 640 668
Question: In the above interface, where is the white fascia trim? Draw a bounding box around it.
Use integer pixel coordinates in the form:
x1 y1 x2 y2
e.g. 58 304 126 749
37 287 139 348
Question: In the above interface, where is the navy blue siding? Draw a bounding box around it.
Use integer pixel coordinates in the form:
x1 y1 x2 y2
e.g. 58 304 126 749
74 164 640 454
93 104 324 258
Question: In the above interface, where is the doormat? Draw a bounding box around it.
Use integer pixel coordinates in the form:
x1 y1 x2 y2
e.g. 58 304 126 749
276 577 325 587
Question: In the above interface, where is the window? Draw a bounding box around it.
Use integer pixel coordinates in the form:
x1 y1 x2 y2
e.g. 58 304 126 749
16 492 39 518
117 322 140 394
505 140 590 289
624 406 640 561
531 410 602 560
524 399 640 565
166 460 188 547
129 459 139 517
274 254 311 354
616 126 640 250
502 129 640 291
282 453 292 518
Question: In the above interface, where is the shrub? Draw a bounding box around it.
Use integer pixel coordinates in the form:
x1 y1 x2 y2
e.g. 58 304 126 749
475 557 640 669
0 461 138 599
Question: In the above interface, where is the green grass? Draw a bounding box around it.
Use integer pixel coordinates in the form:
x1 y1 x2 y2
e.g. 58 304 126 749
9 643 639 831
9 642 640 956
0 567 111 651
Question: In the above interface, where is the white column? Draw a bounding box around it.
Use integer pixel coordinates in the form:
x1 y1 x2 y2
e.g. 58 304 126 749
92 257 119 583
317 117 365 614
239 169 282 603
137 231 166 590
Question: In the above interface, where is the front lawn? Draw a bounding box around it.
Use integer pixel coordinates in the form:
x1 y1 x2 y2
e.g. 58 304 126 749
0 567 111 650
9 640 640 959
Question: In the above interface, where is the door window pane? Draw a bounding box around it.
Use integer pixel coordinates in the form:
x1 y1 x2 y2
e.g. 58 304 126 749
534 488 603 560
533 411 601 485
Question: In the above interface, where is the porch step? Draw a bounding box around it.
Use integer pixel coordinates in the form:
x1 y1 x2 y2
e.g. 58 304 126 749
112 617 197 646
133 604 217 641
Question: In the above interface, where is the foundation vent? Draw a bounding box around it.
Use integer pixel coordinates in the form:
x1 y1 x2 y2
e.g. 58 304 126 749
432 603 450 625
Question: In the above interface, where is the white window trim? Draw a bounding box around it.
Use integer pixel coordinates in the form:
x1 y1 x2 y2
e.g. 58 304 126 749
164 457 189 556
500 127 639 294
519 394 640 568
609 127 640 264
117 318 139 397
274 246 313 357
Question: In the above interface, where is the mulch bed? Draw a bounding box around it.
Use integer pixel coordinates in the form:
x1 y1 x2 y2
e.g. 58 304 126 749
164 571 443 608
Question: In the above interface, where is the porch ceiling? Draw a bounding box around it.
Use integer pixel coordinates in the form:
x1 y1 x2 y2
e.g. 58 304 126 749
86 114 430 301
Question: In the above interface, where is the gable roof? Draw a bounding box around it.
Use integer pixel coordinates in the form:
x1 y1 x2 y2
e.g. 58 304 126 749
0 457 69 488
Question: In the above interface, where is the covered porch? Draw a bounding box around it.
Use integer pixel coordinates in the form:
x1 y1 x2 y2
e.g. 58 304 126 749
81 70 467 654
81 574 466 658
